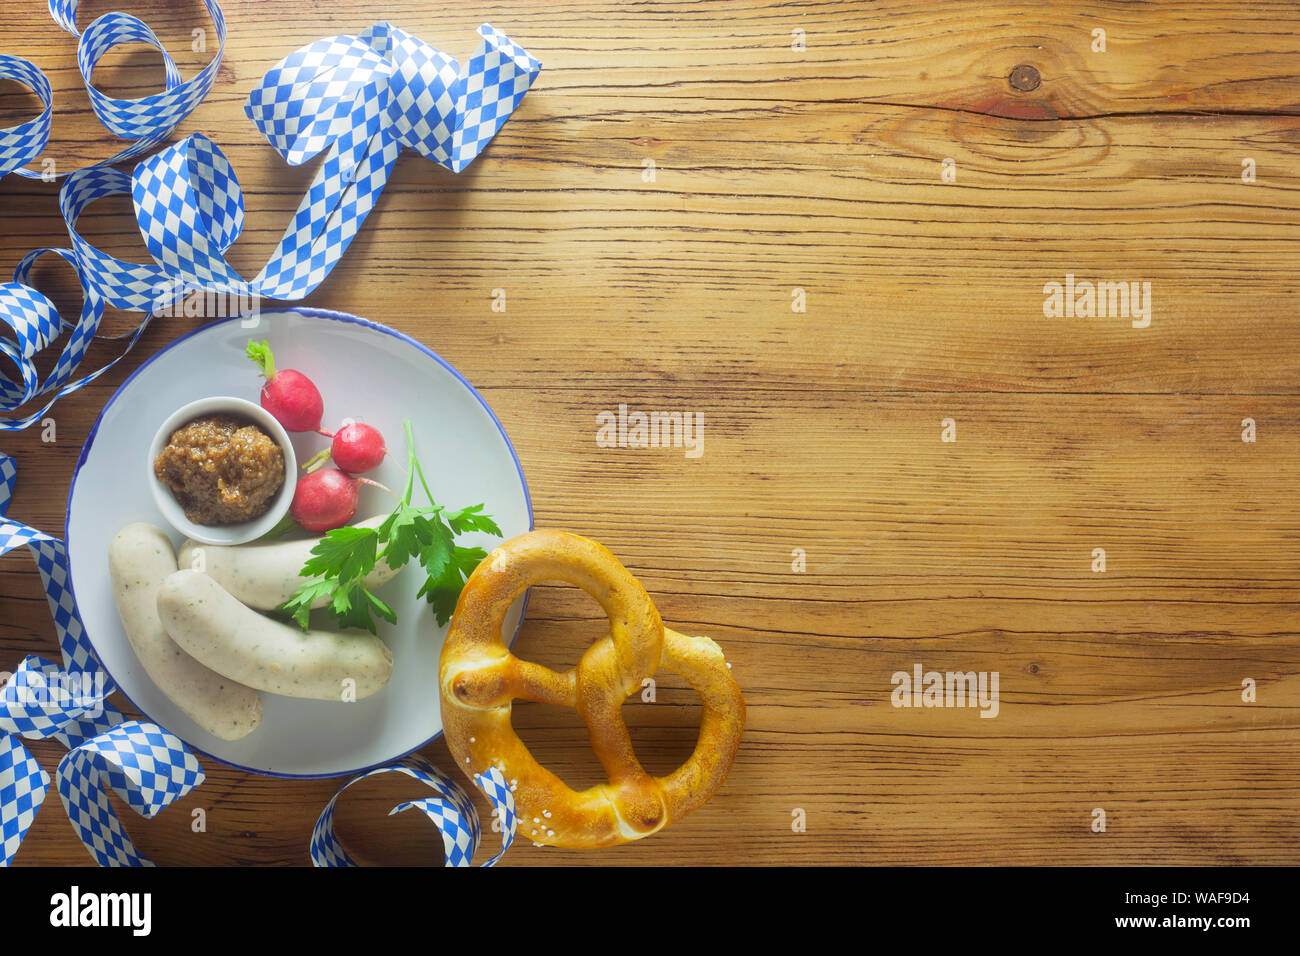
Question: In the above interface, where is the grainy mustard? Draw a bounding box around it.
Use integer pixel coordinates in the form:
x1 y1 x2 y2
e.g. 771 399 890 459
153 414 284 525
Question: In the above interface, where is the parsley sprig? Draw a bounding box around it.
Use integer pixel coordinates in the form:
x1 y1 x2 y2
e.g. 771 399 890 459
280 420 502 633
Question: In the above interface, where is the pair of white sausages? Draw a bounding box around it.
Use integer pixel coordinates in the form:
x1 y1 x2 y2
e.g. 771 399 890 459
109 524 261 740
109 523 395 741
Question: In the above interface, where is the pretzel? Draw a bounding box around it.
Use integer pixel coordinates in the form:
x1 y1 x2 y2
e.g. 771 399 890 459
439 529 745 849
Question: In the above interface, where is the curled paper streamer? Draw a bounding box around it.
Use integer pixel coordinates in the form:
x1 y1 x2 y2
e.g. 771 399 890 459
136 21 542 302
0 19 538 429
0 0 226 180
0 732 48 863
0 54 52 180
0 0 228 428
0 453 203 867
312 755 516 867
0 655 120 751
56 720 204 867
0 247 153 432
0 655 120 865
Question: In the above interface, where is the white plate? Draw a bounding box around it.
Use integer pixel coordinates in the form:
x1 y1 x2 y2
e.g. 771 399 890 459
65 308 532 777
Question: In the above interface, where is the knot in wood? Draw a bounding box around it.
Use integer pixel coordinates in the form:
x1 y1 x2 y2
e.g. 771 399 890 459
1008 64 1041 92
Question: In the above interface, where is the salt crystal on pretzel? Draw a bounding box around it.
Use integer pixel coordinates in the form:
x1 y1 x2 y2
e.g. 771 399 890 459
439 529 745 849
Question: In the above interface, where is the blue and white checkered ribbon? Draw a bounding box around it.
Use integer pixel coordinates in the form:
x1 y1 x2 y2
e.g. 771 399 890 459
0 0 222 429
311 755 516 867
0 16 539 429
0 452 204 866
0 54 52 181
55 721 204 867
0 0 225 180
0 247 154 432
127 21 541 303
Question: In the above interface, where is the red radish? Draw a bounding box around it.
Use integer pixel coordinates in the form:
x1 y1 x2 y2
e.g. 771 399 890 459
290 468 358 532
329 422 386 474
246 340 324 432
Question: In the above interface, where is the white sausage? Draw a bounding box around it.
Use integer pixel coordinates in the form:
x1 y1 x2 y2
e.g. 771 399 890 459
156 569 393 701
109 523 263 740
177 516 400 612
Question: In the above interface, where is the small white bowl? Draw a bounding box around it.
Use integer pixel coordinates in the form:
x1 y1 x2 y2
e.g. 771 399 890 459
148 396 297 546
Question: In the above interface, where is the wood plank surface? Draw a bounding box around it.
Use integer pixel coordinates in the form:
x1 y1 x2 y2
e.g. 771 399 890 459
1 0 1298 866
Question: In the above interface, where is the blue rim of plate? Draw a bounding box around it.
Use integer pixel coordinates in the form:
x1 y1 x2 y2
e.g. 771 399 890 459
62 306 534 780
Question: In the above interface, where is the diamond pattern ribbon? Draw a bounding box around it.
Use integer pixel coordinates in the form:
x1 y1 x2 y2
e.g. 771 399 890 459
55 721 204 867
0 0 226 180
129 22 542 303
0 17 539 429
0 452 203 867
0 54 53 181
311 755 517 867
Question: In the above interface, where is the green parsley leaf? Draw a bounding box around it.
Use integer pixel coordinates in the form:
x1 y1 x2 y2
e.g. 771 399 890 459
278 578 335 631
418 545 489 626
446 504 503 538
381 501 434 571
416 518 456 580
301 525 379 583
282 417 504 633
330 581 398 634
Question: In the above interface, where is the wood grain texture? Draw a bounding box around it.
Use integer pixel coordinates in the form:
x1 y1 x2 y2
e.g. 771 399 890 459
1 0 1298 865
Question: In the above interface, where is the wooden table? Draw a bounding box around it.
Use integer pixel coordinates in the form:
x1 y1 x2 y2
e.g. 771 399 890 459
2 0 1297 866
